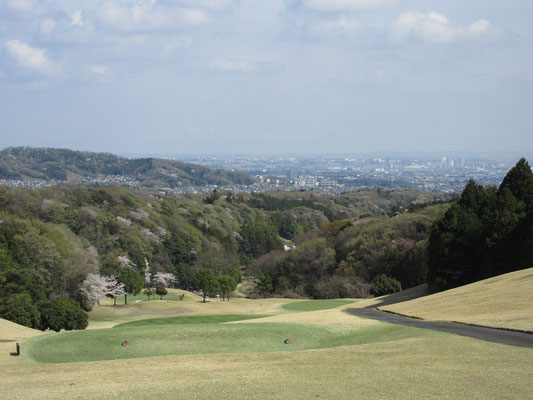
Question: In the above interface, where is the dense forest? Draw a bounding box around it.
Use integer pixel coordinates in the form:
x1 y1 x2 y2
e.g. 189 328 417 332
0 147 255 186
427 158 533 290
0 184 446 330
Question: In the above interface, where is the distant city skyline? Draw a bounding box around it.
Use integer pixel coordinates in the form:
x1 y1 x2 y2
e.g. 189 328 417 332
1 0 533 154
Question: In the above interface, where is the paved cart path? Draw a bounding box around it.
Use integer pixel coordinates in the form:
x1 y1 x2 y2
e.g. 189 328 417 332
347 307 533 348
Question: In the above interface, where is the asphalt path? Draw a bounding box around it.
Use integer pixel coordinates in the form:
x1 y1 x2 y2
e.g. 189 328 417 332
347 307 533 349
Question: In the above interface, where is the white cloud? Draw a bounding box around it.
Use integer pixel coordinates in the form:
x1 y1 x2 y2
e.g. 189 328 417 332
70 10 85 27
178 8 209 25
175 0 236 11
97 1 209 32
467 19 502 39
90 64 108 76
4 40 59 75
39 19 56 35
211 59 283 74
314 17 360 35
163 36 192 53
84 64 112 82
211 59 256 73
389 11 500 43
6 0 37 12
302 0 397 12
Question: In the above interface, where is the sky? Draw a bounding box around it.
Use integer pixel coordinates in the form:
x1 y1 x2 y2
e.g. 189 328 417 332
0 0 532 155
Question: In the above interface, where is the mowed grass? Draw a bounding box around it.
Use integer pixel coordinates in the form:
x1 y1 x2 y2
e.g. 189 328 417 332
282 299 356 312
88 293 294 329
381 267 533 332
115 314 268 328
3 284 533 399
24 319 420 364
4 329 533 400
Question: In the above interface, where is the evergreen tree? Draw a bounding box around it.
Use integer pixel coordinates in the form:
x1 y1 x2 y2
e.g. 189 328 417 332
194 268 219 302
499 158 533 210
118 267 144 305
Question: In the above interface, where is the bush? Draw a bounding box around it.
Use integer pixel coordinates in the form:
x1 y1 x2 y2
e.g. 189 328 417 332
371 274 402 297
0 296 40 329
155 285 168 300
38 298 88 332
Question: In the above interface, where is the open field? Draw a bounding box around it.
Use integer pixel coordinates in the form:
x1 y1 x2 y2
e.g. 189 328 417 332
2 281 533 399
380 268 533 332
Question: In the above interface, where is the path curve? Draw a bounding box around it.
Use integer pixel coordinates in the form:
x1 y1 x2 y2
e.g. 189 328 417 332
347 308 533 349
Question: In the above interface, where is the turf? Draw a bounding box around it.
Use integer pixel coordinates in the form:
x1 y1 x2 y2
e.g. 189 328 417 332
114 314 268 328
24 321 421 364
3 284 533 399
0 318 44 341
380 267 533 331
5 331 533 400
282 299 356 312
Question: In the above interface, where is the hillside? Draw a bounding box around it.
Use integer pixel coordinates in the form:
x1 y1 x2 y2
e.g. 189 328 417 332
0 147 255 187
0 183 449 329
0 318 43 341
380 267 533 332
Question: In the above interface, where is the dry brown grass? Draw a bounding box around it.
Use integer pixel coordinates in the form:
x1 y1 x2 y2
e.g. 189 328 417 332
89 291 297 329
352 284 430 309
381 268 533 332
0 318 44 341
232 301 370 326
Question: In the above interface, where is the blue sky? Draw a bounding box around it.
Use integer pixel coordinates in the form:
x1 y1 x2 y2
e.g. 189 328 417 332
1 0 532 154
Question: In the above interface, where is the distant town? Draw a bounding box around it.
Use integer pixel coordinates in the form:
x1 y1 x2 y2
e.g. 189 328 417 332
172 154 521 194
1 154 526 194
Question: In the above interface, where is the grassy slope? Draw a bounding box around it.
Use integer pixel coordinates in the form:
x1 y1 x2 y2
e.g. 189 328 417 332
351 284 430 309
380 267 533 332
0 318 44 341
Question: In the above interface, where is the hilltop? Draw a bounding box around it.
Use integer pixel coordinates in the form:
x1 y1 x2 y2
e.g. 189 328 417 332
0 147 255 187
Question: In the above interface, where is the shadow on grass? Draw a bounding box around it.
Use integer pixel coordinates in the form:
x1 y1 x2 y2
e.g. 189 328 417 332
368 284 430 308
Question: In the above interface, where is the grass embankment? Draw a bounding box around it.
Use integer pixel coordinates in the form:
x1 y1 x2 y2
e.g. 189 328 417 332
0 318 44 342
380 267 533 332
352 284 430 309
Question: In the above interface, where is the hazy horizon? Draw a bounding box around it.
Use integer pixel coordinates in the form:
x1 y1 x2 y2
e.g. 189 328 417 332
1 0 532 155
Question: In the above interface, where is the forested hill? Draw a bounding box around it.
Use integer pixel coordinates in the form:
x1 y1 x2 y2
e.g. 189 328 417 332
0 184 448 330
0 147 255 187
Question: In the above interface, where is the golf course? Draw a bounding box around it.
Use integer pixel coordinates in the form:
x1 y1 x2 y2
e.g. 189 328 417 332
1 269 533 399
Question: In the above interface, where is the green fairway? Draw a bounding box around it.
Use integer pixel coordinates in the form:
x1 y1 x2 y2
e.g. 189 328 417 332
282 299 356 312
111 292 188 303
115 314 268 328
24 321 423 364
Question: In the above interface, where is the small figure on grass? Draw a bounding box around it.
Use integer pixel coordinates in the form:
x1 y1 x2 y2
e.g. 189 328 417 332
284 339 291 344
122 340 129 347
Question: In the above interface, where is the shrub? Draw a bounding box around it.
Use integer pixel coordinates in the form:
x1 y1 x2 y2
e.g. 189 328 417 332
38 298 88 332
371 274 402 297
0 296 40 329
